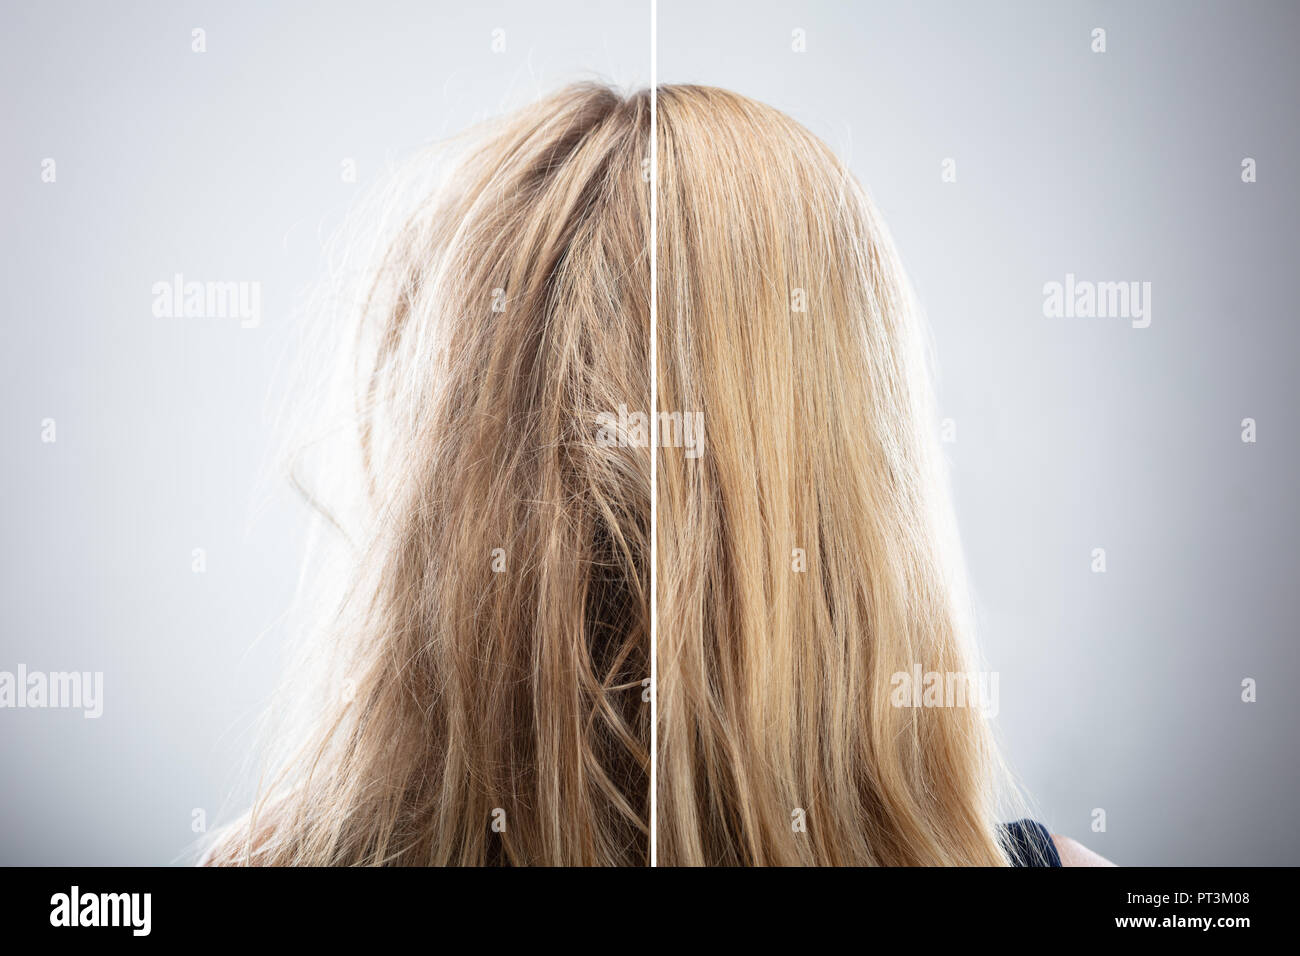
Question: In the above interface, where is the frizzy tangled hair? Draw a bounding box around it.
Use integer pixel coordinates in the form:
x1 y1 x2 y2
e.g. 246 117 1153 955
207 84 652 866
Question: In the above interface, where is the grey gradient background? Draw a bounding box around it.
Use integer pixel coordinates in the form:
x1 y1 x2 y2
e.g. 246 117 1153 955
2 0 1297 865
0 0 650 866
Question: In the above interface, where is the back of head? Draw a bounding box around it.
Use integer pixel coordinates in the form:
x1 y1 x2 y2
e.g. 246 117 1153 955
206 82 1016 867
210 84 652 866
654 85 1011 865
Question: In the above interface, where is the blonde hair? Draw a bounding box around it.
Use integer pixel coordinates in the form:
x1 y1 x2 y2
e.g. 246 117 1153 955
207 82 1024 867
654 85 1017 865
208 84 652 866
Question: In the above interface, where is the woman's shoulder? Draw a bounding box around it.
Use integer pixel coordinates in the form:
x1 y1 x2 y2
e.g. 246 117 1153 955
1050 831 1116 867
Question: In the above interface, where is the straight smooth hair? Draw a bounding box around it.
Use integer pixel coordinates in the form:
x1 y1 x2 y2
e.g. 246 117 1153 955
654 85 1018 865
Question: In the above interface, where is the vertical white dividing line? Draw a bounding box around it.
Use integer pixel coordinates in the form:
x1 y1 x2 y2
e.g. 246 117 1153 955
648 0 659 869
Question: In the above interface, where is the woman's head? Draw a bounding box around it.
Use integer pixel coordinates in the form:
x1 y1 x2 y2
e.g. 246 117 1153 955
655 85 1010 864
208 82 1020 867
213 84 653 866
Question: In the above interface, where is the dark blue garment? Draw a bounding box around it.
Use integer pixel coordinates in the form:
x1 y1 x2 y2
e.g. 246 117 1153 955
1000 819 1062 867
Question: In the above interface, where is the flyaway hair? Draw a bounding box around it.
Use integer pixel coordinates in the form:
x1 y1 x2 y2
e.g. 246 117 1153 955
208 84 652 866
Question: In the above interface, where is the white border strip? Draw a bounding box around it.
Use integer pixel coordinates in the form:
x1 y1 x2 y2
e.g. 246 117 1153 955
648 0 659 869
